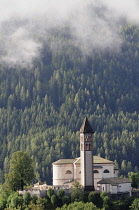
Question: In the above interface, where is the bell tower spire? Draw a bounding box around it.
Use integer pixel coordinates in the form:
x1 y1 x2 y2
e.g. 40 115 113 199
80 117 94 191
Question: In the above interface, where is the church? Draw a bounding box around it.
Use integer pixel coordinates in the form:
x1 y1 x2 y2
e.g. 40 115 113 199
52 118 131 195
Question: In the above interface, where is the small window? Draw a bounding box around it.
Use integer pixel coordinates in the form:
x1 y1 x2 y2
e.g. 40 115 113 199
85 143 91 151
79 171 81 174
65 170 72 174
103 169 110 173
93 170 99 173
85 143 89 150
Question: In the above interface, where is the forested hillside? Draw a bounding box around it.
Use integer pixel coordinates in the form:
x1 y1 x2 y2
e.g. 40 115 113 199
0 24 139 184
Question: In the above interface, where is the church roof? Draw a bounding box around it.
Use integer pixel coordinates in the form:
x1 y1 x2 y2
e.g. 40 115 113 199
97 178 131 185
93 156 114 164
75 156 113 164
52 159 76 165
80 117 94 134
53 156 114 165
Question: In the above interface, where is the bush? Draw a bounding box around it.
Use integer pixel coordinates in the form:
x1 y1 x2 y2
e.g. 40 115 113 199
23 192 31 207
100 191 108 199
47 188 54 198
88 191 102 207
32 195 38 204
56 201 100 210
62 195 70 205
51 194 57 206
57 189 65 198
130 198 139 210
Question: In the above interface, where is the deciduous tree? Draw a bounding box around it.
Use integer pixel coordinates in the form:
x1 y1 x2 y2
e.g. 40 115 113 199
129 172 139 189
5 151 35 191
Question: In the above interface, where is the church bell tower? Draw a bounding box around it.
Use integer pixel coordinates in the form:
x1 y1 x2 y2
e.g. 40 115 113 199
80 117 94 191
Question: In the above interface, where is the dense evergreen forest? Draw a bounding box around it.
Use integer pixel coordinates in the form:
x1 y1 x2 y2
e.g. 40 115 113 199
0 24 139 184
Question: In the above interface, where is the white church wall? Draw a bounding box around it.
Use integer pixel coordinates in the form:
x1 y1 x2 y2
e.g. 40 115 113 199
94 178 102 190
97 184 118 194
53 161 117 190
93 163 115 189
106 184 110 193
53 164 74 186
117 183 131 194
93 168 103 190
110 185 118 194
102 164 114 179
114 170 118 178
94 167 103 178
100 184 106 192
74 164 81 183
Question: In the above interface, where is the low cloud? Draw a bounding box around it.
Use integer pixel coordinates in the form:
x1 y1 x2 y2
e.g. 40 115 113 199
0 0 139 68
0 27 41 68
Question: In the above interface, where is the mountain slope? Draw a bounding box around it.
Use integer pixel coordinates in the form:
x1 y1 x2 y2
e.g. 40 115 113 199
0 25 139 184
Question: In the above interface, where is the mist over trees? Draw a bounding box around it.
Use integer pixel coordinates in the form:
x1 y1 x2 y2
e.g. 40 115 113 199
0 23 139 184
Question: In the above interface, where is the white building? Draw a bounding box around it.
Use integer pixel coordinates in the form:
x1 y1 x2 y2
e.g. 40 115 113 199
52 118 131 195
53 156 119 190
97 178 131 196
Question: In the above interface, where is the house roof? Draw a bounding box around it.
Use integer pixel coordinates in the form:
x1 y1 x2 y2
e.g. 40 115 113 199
97 178 131 185
53 156 114 165
80 117 94 134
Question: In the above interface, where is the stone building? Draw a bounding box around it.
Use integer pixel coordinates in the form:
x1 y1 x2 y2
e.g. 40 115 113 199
52 117 131 195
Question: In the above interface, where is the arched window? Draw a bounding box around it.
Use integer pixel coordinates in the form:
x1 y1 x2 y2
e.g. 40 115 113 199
103 169 110 173
93 170 99 173
65 170 72 174
85 143 91 151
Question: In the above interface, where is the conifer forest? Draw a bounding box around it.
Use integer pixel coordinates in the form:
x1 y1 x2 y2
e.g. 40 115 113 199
0 22 139 185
